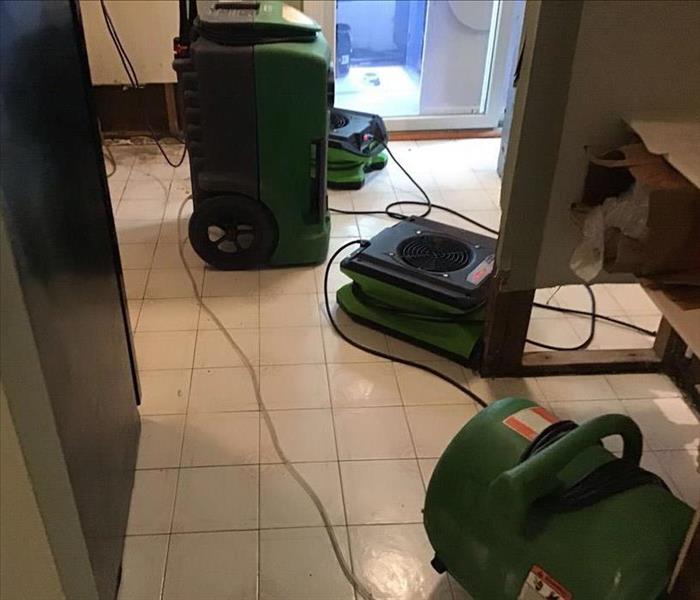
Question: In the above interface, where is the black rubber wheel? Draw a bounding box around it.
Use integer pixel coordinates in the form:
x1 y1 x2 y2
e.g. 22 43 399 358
188 195 278 270
431 555 447 574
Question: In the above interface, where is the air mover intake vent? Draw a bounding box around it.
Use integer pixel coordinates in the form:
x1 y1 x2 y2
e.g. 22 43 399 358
397 235 472 272
330 110 350 131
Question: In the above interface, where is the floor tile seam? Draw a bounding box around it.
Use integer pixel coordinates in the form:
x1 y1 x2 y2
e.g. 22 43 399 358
159 307 198 599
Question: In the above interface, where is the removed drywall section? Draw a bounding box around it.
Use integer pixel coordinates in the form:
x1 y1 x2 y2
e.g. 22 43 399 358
534 0 700 288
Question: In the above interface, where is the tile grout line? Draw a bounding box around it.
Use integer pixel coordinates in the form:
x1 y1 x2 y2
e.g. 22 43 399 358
389 361 425 492
157 272 198 600
137 396 479 417
123 519 426 538
135 175 174 304
108 155 131 217
132 455 447 473
322 294 361 600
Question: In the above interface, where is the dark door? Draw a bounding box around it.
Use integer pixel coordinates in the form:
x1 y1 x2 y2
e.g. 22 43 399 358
0 2 140 599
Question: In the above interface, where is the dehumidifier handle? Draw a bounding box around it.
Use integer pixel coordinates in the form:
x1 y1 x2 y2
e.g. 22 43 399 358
486 414 643 526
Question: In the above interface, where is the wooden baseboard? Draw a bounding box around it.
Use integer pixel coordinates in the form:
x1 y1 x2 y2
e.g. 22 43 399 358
519 349 662 376
389 128 502 141
94 83 502 143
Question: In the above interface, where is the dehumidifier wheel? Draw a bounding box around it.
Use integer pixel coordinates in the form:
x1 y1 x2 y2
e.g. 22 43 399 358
188 195 278 270
431 555 447 574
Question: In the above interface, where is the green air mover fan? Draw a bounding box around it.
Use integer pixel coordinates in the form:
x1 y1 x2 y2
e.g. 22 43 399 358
337 217 496 365
328 108 388 190
424 397 693 600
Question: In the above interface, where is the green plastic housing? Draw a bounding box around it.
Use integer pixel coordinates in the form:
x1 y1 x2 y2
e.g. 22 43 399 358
336 274 485 365
176 1 332 268
327 146 388 189
424 397 694 600
255 32 331 266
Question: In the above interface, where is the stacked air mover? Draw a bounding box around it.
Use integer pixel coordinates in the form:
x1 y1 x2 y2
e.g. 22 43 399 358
337 217 496 365
327 108 388 190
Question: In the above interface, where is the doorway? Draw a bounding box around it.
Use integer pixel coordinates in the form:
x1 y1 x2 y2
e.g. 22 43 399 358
310 0 522 131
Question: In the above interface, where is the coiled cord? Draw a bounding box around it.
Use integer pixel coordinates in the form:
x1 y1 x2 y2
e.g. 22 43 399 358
520 420 669 512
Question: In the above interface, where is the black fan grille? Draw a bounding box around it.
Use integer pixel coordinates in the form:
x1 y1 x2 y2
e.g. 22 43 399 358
330 110 349 131
397 235 471 272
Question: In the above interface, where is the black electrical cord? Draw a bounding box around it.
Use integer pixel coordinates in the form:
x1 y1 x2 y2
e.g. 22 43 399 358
382 143 432 218
519 420 579 463
526 284 597 351
324 240 490 409
519 420 669 511
329 143 500 236
103 141 117 178
350 271 653 351
532 301 656 337
99 0 188 168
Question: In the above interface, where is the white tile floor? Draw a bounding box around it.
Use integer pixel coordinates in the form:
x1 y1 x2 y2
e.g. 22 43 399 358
111 140 699 600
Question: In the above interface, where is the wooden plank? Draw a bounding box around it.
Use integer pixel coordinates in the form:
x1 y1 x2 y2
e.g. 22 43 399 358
480 282 534 377
645 285 700 356
519 348 662 376
163 83 180 137
389 128 501 141
654 317 676 361
655 318 700 407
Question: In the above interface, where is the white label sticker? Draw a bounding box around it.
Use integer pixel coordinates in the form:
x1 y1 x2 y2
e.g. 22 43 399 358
503 406 559 441
518 566 572 600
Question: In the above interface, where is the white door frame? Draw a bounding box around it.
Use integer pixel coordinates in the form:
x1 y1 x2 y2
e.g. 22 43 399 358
305 0 520 131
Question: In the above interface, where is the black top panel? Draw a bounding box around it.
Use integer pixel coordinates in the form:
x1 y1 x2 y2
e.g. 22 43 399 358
342 217 497 310
196 0 319 45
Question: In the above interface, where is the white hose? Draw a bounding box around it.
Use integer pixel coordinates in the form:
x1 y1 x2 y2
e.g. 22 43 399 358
176 197 376 600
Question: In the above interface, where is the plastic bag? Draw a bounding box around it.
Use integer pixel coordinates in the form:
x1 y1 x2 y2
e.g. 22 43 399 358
570 184 649 281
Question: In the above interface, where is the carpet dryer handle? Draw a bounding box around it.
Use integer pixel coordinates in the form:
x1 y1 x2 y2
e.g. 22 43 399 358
486 414 643 526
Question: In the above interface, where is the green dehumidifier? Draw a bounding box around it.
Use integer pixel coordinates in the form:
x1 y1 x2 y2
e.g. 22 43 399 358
424 397 694 599
337 216 496 365
328 108 388 190
174 0 332 270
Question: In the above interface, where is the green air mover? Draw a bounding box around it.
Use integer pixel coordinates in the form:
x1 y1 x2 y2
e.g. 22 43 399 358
337 216 496 365
173 1 332 270
424 397 694 600
328 108 388 190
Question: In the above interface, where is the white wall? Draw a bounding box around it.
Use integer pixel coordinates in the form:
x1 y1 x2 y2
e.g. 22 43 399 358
80 0 180 85
80 0 304 85
533 0 700 288
0 386 65 600
420 0 494 115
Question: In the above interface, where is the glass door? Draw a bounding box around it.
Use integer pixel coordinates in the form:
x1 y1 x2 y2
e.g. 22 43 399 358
308 0 522 130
